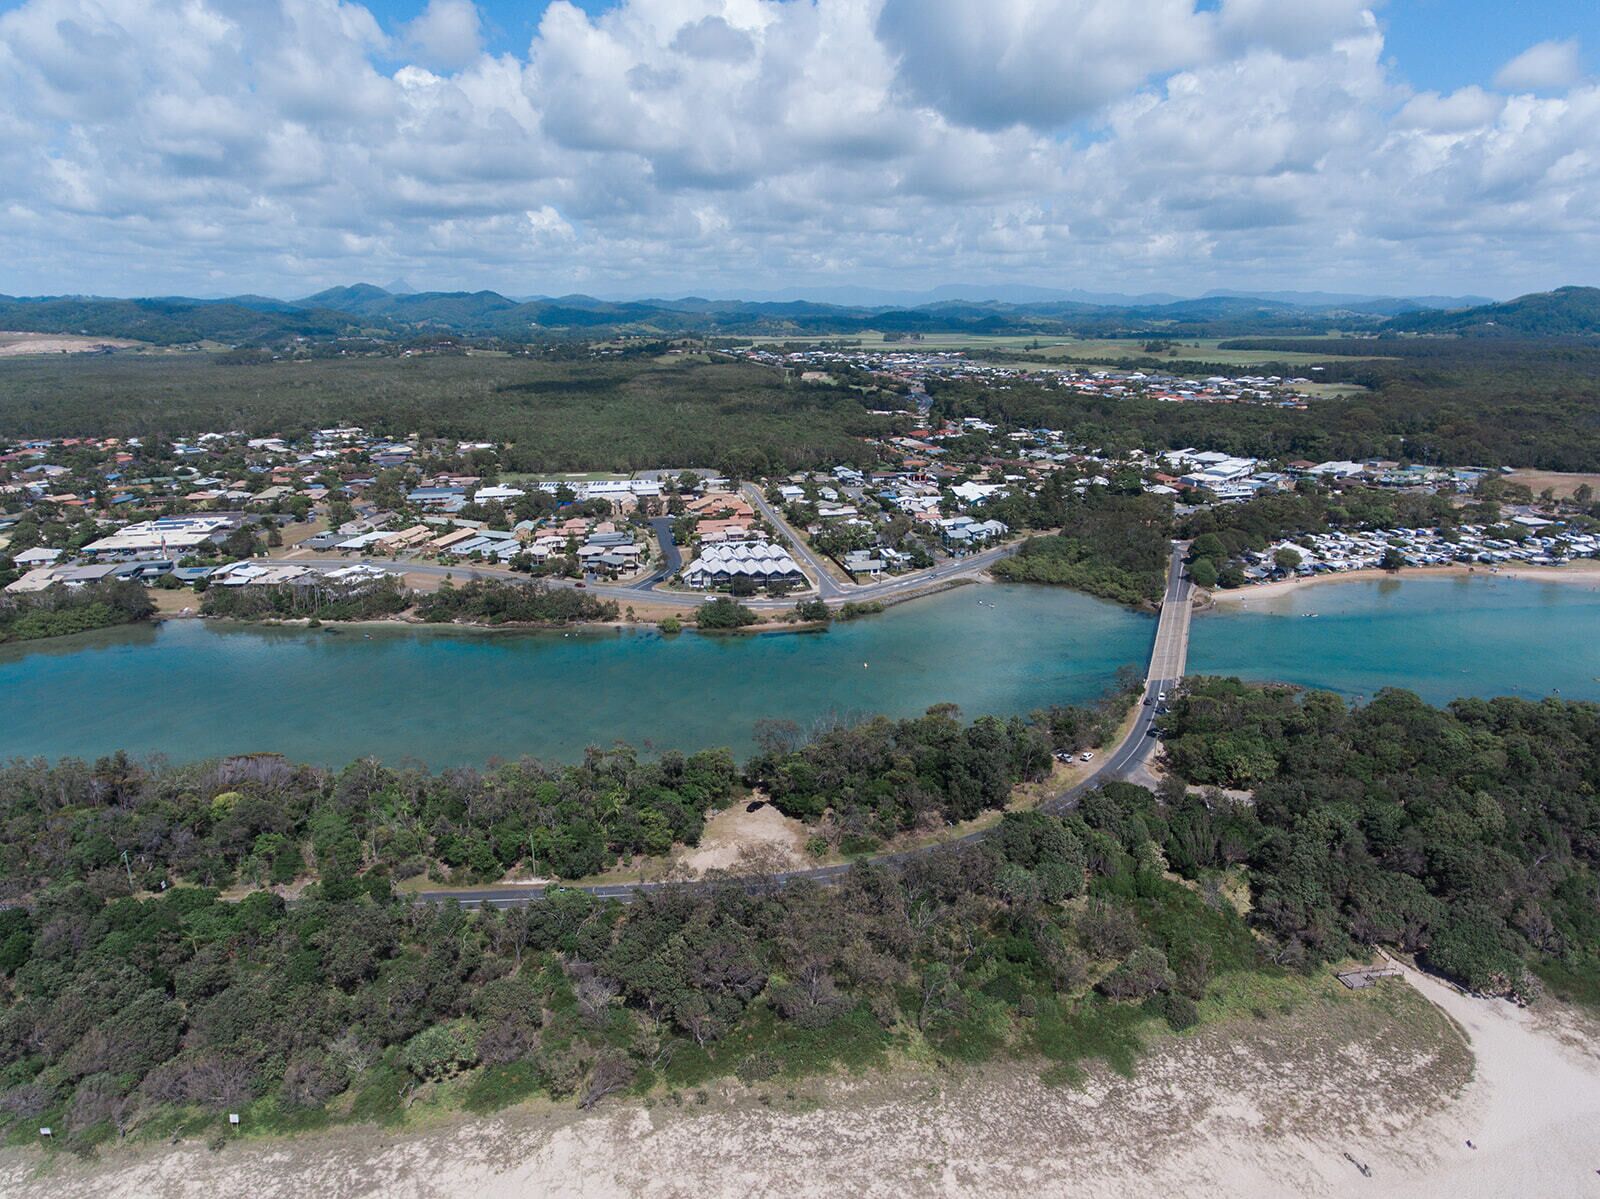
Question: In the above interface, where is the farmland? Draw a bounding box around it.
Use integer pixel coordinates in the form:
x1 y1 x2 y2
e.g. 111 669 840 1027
739 332 1388 369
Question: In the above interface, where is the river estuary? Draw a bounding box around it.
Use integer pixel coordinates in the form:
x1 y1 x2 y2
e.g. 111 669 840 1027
4 574 1598 768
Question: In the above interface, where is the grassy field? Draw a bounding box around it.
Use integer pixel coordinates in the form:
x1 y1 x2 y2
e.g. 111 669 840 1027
1506 468 1600 499
1296 380 1372 397
0 351 891 473
996 337 1390 368
739 332 1387 368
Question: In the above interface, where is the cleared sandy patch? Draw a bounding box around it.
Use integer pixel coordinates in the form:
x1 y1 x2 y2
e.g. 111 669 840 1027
0 331 143 355
676 799 809 876
149 589 201 617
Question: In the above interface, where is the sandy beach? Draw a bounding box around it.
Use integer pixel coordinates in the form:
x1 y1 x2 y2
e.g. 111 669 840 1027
4 963 1596 1199
1209 558 1600 608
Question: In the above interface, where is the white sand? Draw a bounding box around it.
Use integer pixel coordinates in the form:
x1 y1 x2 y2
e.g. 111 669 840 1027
1210 559 1600 608
1367 963 1600 1198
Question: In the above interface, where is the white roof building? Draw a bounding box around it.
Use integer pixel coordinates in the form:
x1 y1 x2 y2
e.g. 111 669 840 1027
82 515 238 558
683 541 806 589
474 485 526 503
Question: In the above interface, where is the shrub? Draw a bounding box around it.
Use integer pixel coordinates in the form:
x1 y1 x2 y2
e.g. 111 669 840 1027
1143 991 1200 1031
1098 947 1175 999
401 1020 481 1082
695 597 759 629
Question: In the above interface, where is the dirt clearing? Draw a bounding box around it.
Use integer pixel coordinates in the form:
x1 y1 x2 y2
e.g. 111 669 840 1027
0 332 144 356
1505 468 1600 501
676 799 810 875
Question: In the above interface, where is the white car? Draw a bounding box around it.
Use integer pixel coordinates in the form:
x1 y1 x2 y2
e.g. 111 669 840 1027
1157 691 1167 702
1080 751 1094 762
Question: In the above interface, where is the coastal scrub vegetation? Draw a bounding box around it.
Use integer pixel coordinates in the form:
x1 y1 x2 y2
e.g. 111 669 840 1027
200 577 411 622
694 597 760 629
1158 679 1600 1002
745 705 1052 839
0 801 1258 1152
0 700 1123 897
414 579 620 625
1 684 1596 1150
990 486 1171 605
931 337 1600 473
0 353 890 477
0 580 156 645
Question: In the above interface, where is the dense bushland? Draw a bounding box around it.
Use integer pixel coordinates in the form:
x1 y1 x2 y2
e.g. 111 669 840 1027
0 580 155 644
1157 679 1600 1001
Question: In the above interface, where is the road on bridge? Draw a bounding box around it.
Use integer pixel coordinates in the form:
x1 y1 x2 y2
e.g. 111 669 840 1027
418 541 1197 909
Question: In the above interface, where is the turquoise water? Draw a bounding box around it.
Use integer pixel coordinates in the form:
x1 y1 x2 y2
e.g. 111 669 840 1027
8 575 1596 769
1191 575 1600 705
0 586 1153 768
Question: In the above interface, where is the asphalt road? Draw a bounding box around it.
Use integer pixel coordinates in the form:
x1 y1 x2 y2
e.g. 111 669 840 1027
636 516 681 588
740 483 851 599
418 542 1197 909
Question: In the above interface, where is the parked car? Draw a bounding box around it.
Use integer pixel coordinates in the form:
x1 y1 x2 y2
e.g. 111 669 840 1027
1080 751 1094 762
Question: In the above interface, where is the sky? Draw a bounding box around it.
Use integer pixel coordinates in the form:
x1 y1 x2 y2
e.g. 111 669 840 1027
0 0 1596 301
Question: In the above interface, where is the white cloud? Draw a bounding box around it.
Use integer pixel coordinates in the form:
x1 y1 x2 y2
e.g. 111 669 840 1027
404 0 484 72
1217 0 1371 57
1494 39 1583 92
670 16 755 63
1395 86 1504 133
0 0 1594 299
875 0 1211 131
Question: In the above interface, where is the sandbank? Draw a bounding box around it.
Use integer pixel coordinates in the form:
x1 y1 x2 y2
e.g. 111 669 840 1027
1209 559 1600 608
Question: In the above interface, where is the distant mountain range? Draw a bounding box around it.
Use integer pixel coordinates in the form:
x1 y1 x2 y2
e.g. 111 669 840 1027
0 284 1590 347
585 285 1494 310
1384 286 1600 337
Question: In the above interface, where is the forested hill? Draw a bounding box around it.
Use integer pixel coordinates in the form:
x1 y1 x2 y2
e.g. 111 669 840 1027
1385 286 1600 337
7 285 1595 346
0 295 367 346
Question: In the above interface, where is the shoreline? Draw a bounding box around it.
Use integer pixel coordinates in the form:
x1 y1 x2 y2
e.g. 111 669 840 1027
1207 559 1600 608
4 963 1595 1199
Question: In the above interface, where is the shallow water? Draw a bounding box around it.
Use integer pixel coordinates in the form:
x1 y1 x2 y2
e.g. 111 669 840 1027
0 585 1153 767
1190 574 1600 705
8 574 1595 768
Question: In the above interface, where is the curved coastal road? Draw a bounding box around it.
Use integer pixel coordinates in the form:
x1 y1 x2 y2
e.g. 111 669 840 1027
417 542 1195 908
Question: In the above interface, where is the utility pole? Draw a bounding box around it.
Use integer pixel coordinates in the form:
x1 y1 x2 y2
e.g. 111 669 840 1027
121 849 135 892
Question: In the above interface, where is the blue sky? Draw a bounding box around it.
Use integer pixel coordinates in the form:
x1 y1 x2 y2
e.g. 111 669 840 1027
350 0 1598 94
0 0 1597 299
1380 0 1594 92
